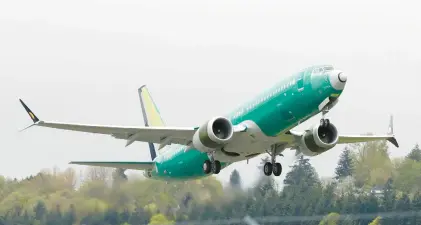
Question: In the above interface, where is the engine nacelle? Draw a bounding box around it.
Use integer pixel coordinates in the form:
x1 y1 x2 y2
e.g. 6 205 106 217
192 116 234 152
299 122 339 156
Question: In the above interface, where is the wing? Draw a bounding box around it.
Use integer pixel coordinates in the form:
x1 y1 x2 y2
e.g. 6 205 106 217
337 134 398 147
18 99 247 147
286 115 399 148
19 99 196 146
337 114 398 147
69 161 155 170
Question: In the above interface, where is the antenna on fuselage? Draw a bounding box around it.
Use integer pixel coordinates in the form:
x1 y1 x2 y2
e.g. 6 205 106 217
138 85 158 160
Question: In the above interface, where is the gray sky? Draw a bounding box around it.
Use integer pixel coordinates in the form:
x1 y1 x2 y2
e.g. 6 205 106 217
1 0 420 187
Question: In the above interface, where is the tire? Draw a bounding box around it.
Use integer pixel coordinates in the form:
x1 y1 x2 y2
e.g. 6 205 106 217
263 162 273 176
203 160 212 174
273 163 282 176
214 160 221 174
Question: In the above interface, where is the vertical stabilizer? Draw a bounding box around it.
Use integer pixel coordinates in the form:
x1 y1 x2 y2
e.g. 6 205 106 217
138 85 165 159
138 85 166 127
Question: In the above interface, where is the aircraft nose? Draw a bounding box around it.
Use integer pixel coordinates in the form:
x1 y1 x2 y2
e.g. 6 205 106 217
328 70 347 90
338 72 347 83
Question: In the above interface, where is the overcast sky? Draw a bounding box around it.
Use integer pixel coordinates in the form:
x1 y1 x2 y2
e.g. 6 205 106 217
1 0 420 187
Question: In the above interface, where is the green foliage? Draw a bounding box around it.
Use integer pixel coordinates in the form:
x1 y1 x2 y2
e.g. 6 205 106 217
335 146 354 180
1 140 421 225
229 169 242 189
407 144 421 162
392 144 421 194
351 140 394 188
319 212 340 225
284 155 321 189
148 213 174 225
369 216 382 225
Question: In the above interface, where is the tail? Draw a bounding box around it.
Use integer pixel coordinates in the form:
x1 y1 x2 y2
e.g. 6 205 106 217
138 85 166 160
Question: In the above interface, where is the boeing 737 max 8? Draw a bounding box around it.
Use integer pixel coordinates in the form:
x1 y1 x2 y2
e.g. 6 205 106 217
19 65 399 180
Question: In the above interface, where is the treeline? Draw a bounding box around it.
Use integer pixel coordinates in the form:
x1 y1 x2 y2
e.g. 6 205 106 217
1 141 421 225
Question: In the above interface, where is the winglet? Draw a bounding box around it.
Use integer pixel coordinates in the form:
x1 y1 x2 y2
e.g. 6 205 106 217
387 114 399 148
19 99 40 123
388 114 394 135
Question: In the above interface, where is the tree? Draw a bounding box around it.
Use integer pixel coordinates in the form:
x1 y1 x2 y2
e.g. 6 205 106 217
84 167 113 183
112 168 128 182
395 193 411 225
411 192 421 225
394 157 421 193
284 155 320 188
33 200 47 222
351 140 393 188
62 168 77 190
335 146 354 180
148 214 174 225
381 178 397 225
407 144 421 162
229 169 242 189
369 216 382 225
382 178 396 212
282 155 322 217
319 212 340 225
62 204 76 225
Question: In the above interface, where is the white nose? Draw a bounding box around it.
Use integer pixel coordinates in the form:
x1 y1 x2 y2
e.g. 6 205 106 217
338 72 347 83
329 70 347 90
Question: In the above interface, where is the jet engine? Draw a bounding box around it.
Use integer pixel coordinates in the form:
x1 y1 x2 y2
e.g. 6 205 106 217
298 122 339 156
192 116 234 152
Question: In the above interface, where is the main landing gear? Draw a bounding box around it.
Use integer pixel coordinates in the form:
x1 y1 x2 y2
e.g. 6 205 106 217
203 151 221 174
263 145 283 177
320 118 330 127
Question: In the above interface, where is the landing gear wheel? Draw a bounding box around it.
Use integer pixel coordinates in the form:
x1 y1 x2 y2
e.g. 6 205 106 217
273 163 282 176
212 160 221 174
203 160 212 174
263 162 273 176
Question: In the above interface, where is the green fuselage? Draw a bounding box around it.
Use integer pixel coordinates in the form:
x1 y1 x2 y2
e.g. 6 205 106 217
148 65 344 180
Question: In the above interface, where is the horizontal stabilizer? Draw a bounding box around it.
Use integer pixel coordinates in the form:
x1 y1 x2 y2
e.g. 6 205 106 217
69 161 155 170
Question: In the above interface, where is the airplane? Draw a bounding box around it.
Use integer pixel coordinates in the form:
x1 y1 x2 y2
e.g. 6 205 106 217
19 65 399 180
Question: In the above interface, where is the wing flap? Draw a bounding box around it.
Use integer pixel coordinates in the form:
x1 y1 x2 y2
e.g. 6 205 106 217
69 161 155 170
